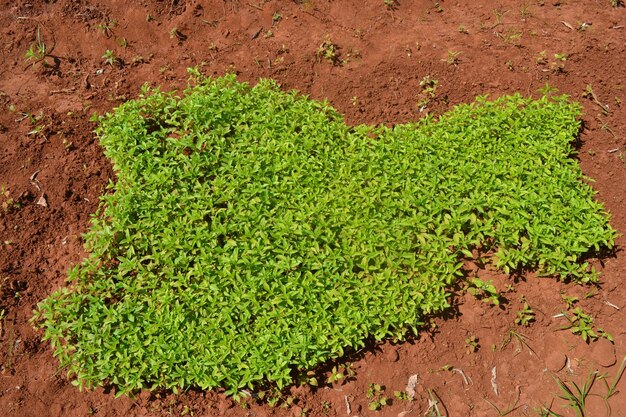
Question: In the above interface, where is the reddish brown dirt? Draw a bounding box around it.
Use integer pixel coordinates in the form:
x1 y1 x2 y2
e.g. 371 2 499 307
1 1 626 416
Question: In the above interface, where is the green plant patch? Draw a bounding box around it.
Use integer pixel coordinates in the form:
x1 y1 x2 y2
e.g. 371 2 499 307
32 73 616 396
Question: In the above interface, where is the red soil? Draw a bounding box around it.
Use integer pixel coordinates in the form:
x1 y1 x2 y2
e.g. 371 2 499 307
1 1 625 416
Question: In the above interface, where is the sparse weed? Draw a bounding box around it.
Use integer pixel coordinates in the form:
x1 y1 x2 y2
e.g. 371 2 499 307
466 335 480 353
384 0 398 10
484 385 521 416
169 27 187 41
561 293 578 309
467 278 501 306
501 329 537 356
559 307 612 343
316 36 340 65
367 384 388 411
443 50 461 66
96 18 117 37
497 28 522 46
102 50 121 67
417 75 438 110
426 390 446 417
515 299 535 326
552 371 597 417
24 27 48 66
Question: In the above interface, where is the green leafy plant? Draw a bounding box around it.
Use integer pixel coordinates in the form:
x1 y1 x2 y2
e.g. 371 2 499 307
515 299 535 326
467 278 501 306
561 293 578 309
32 73 616 397
559 307 612 343
316 36 340 65
102 49 121 67
24 27 48 66
326 364 354 385
444 50 461 65
367 383 388 411
466 335 479 353
394 390 411 401
417 75 438 110
96 18 117 37
384 0 398 10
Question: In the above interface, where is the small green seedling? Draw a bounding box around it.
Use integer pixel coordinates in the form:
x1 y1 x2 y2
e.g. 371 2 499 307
316 36 340 65
417 75 438 109
444 50 461 66
367 384 388 411
515 301 535 326
467 278 501 306
466 335 479 353
559 307 612 343
501 329 537 356
24 27 48 66
169 27 187 41
102 50 121 67
326 364 354 385
561 293 579 309
426 390 445 417
96 18 117 37
394 390 411 401
384 0 398 10
552 371 597 417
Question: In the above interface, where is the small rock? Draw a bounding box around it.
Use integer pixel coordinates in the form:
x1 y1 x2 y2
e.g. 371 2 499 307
592 338 616 367
405 374 418 399
36 195 48 207
544 350 566 372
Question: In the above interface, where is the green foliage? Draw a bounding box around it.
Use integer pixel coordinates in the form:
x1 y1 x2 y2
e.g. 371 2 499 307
367 383 388 411
32 74 616 396
515 300 535 326
394 390 411 401
552 371 597 417
467 278 501 306
465 335 480 353
24 26 47 64
560 307 612 343
102 50 120 67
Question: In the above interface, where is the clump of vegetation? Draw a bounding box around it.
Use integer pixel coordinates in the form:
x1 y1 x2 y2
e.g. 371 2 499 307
367 383 389 411
515 300 535 326
32 72 616 397
316 36 340 65
417 75 438 110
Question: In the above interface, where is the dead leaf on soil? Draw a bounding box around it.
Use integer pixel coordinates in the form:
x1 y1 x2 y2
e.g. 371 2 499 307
490 366 498 396
405 374 418 399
